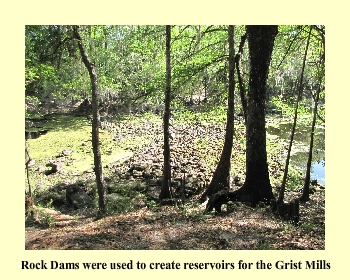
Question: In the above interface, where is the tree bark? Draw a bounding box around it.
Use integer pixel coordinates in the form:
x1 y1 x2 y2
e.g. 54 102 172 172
235 33 247 123
25 143 33 198
73 26 106 213
300 83 321 201
236 25 278 207
159 25 172 201
278 25 312 204
200 25 235 201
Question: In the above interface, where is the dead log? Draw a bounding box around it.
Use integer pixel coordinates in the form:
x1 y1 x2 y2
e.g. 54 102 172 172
271 198 299 224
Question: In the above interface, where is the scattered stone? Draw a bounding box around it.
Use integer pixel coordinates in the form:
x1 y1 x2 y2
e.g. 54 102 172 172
107 193 124 203
27 159 35 168
171 180 181 188
46 161 64 174
132 194 147 208
131 164 147 171
62 149 73 156
219 231 236 241
66 185 93 209
37 165 45 173
148 179 157 186
132 170 143 178
142 172 153 180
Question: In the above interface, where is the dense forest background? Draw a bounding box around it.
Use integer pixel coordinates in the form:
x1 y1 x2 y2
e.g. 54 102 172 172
25 25 324 118
24 25 325 250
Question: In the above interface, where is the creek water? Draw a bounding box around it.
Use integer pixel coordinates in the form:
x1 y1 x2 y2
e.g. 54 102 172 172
266 120 325 185
25 114 325 185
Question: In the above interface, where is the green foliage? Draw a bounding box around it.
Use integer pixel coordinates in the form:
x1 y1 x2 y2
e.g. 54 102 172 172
25 25 324 117
106 195 134 214
40 210 55 226
25 59 40 89
112 181 144 198
147 200 159 208
286 167 304 189
283 221 296 233
36 192 65 209
302 221 316 233
269 25 325 110
270 96 312 119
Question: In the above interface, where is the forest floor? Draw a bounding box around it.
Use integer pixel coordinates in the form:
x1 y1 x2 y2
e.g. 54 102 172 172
25 107 325 250
25 191 325 250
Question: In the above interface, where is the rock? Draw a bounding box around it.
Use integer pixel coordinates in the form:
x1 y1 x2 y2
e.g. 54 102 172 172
35 183 46 192
134 182 148 192
107 193 124 203
47 161 64 173
219 231 236 241
66 185 93 209
154 171 163 177
142 172 153 180
37 165 45 173
27 159 36 168
132 170 143 178
171 180 181 188
130 164 147 172
132 194 147 208
25 120 34 129
62 149 73 156
148 179 157 186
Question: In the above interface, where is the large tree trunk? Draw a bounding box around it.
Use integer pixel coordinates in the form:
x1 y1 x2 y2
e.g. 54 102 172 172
159 25 172 201
73 26 106 213
200 25 235 201
233 25 278 207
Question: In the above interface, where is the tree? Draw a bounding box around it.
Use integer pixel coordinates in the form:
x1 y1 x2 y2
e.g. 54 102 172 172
300 31 325 202
200 25 235 200
236 25 278 206
159 25 173 201
73 25 106 213
277 26 312 204
205 25 278 211
300 83 322 202
235 33 248 123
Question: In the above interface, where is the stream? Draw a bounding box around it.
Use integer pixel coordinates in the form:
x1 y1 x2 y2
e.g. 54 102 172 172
266 120 325 185
25 114 326 186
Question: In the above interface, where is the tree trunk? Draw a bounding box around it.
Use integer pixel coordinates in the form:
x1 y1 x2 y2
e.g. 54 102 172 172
25 143 33 198
200 25 235 201
73 26 106 213
159 25 172 201
278 26 312 204
235 33 247 124
300 83 321 201
235 25 278 207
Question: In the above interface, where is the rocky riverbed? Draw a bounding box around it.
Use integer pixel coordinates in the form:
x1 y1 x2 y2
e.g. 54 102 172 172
25 111 325 250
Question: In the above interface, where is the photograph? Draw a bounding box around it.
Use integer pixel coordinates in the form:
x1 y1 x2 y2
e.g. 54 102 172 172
24 25 325 250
